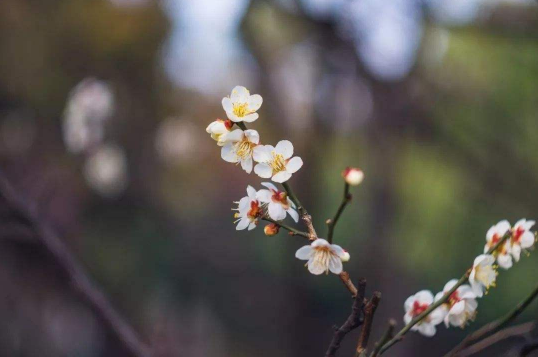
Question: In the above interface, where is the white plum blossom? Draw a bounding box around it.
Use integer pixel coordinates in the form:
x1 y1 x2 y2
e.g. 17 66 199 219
435 280 477 328
469 255 497 298
256 182 299 222
222 86 263 123
484 220 512 270
342 167 364 186
253 140 303 183
206 119 233 146
221 129 260 173
295 239 348 275
510 219 536 262
404 290 445 337
233 186 262 231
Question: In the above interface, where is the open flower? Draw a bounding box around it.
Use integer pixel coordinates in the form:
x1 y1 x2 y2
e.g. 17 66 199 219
233 186 262 230
484 220 512 270
510 219 536 262
404 290 445 337
256 182 299 222
253 141 303 183
469 255 497 298
222 86 263 123
206 119 233 146
295 239 348 275
221 129 259 173
435 280 477 328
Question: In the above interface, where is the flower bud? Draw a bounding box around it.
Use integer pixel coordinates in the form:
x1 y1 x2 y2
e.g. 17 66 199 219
340 250 350 262
342 167 364 186
264 223 280 236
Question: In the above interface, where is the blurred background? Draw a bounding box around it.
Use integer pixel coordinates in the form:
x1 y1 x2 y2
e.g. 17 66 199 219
1 0 538 356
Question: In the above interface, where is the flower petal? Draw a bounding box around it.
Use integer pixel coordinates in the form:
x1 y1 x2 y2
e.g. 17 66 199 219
241 157 253 174
256 189 272 203
225 129 244 143
275 140 294 159
248 94 263 111
242 113 259 123
287 208 299 223
244 129 260 144
236 218 249 230
328 256 343 274
253 145 272 163
222 97 233 112
261 182 278 191
246 185 257 199
415 290 434 305
272 171 292 183
295 246 313 260
231 86 249 103
520 231 535 249
268 203 286 221
221 144 238 163
286 157 303 174
254 163 273 178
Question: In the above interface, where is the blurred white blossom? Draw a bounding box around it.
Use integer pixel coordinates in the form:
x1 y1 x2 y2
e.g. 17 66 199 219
404 290 445 337
233 186 262 230
435 280 477 328
295 239 348 275
510 219 536 262
156 117 202 164
484 220 512 269
63 78 114 154
84 144 128 197
469 254 497 298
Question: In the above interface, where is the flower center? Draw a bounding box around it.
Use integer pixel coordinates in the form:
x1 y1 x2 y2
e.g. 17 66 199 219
512 227 524 244
270 153 287 174
312 246 332 273
233 103 251 117
475 265 496 288
235 139 256 160
271 190 289 208
247 201 261 221
448 291 460 307
411 301 429 318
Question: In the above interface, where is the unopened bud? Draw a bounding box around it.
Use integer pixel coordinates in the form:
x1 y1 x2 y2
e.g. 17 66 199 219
340 250 350 262
342 167 364 186
264 223 280 236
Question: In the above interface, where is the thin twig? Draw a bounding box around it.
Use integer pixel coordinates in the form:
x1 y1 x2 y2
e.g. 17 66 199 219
0 171 152 357
325 279 367 357
379 232 513 355
369 320 396 357
457 322 536 357
356 292 382 356
282 182 317 239
520 336 538 356
326 183 351 243
262 216 311 239
445 282 538 356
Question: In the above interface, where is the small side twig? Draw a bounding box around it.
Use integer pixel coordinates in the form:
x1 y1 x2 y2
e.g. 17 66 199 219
262 216 311 239
457 322 536 357
325 279 367 357
326 183 351 243
369 319 396 357
339 271 359 297
282 182 317 238
446 282 538 356
356 292 382 357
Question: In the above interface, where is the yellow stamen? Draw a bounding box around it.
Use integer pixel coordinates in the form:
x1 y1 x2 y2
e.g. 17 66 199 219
270 153 286 174
233 103 251 117
235 139 256 160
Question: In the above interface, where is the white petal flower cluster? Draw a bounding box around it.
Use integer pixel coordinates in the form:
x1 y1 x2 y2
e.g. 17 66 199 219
207 86 303 182
405 218 536 337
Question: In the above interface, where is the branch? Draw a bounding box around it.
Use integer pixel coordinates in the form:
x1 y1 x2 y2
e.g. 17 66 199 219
282 182 317 239
369 320 396 357
445 282 538 356
457 322 536 357
262 216 311 239
0 171 152 357
339 271 359 297
325 279 367 357
520 336 538 357
379 232 513 355
356 292 382 356
326 183 351 243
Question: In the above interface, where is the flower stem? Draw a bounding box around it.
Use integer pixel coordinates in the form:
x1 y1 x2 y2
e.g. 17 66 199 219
262 217 310 239
236 122 247 130
327 183 351 243
282 182 317 239
378 232 512 355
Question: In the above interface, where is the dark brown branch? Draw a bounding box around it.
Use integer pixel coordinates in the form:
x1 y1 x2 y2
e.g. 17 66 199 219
446 282 538 356
0 171 152 357
369 319 396 357
458 322 536 357
325 279 367 357
326 183 351 243
520 336 538 356
356 292 382 357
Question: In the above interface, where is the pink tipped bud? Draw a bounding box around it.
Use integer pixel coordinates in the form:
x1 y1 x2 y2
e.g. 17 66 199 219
264 223 280 236
341 250 350 262
342 167 364 186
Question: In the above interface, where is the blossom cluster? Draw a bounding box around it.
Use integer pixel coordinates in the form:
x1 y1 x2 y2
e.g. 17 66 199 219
404 219 536 337
206 86 303 183
207 86 356 276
